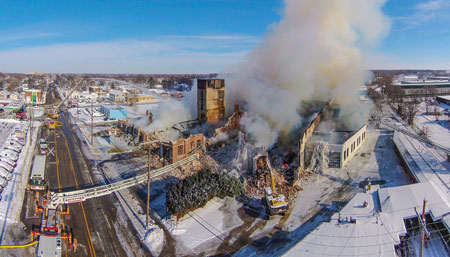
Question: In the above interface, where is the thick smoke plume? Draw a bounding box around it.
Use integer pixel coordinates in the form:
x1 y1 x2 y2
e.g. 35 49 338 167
226 0 390 148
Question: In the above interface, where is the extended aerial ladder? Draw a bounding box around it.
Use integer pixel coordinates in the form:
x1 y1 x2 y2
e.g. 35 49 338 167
46 153 199 209
46 79 85 129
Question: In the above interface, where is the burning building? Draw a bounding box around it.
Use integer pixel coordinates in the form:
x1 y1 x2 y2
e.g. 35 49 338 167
306 123 367 169
197 79 225 125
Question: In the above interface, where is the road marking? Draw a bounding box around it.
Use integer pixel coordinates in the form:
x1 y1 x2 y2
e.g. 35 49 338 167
47 147 55 157
62 131 96 257
54 129 61 192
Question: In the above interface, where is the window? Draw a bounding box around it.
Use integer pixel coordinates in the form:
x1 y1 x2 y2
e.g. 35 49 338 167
177 145 184 155
197 140 201 147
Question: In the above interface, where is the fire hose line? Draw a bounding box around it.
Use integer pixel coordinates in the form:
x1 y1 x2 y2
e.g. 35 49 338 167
0 241 38 249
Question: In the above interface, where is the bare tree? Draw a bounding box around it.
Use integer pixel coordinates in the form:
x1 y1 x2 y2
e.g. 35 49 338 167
405 101 420 126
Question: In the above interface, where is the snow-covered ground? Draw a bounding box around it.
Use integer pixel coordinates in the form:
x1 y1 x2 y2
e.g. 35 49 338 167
415 102 450 148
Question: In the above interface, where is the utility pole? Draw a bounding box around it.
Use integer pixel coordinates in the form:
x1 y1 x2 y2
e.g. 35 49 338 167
146 147 151 229
415 199 427 257
90 100 93 144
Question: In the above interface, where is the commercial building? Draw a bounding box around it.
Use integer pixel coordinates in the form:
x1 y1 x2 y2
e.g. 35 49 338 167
126 94 157 103
99 105 127 120
5 100 24 111
307 125 367 168
197 79 225 124
436 95 450 105
109 90 126 102
25 89 44 104
396 81 450 96
89 86 102 93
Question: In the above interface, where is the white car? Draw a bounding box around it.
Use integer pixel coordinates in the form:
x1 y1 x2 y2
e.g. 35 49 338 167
0 151 18 161
0 177 7 188
0 167 12 181
10 139 24 147
4 146 20 154
0 158 15 167
0 162 13 173
10 143 23 151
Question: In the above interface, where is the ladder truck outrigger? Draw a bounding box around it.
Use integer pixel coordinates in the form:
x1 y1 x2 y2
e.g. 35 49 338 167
254 154 289 217
32 153 200 255
46 79 85 129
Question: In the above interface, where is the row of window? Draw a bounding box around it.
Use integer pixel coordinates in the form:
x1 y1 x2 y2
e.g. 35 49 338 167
343 131 366 162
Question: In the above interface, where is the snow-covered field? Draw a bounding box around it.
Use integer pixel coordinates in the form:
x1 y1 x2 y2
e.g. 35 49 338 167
415 102 450 148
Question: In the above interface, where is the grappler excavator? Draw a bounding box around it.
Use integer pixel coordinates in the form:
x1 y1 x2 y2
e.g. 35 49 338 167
254 154 288 217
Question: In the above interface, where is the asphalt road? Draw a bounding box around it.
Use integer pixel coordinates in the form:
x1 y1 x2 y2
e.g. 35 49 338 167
36 87 149 257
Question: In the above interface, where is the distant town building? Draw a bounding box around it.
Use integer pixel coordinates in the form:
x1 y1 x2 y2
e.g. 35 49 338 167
89 86 102 93
436 95 450 105
8 93 19 101
109 90 126 102
24 89 43 104
397 82 450 96
126 94 157 103
99 105 127 120
197 79 225 124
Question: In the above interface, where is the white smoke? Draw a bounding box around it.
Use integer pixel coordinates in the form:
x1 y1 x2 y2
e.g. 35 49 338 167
226 0 390 148
135 81 198 141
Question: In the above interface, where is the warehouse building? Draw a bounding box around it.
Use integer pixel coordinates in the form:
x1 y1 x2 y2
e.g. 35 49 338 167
99 105 127 120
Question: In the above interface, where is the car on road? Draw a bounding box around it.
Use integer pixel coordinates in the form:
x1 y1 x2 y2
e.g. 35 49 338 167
0 161 13 173
0 158 15 167
39 139 48 149
0 167 12 181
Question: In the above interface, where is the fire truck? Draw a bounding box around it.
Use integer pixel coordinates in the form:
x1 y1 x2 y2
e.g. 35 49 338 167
33 153 199 255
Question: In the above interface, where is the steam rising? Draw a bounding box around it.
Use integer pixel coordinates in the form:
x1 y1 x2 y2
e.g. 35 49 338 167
226 0 390 147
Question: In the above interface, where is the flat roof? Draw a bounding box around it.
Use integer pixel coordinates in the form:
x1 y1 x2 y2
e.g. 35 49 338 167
284 182 449 257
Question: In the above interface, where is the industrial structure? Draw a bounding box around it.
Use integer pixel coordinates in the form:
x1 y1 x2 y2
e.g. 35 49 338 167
197 79 225 124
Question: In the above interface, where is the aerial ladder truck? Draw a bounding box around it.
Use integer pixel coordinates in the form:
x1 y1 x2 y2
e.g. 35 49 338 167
254 154 289 217
46 79 85 129
33 153 200 255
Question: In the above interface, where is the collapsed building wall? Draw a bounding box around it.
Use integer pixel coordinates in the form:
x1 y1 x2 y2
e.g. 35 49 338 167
297 102 333 176
164 134 205 163
214 102 243 137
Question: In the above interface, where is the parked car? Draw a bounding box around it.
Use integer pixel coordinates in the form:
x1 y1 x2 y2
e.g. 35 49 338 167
9 141 23 149
0 151 18 161
0 161 13 173
0 158 16 167
0 177 6 188
0 167 12 181
10 139 24 147
4 146 20 154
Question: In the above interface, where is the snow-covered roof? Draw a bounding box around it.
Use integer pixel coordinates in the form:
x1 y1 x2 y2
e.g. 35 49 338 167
283 186 399 257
